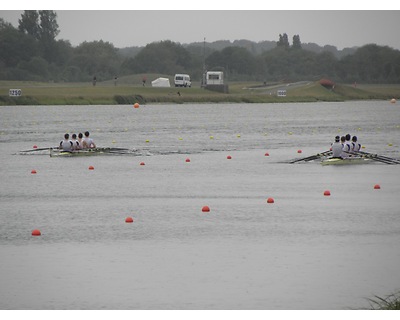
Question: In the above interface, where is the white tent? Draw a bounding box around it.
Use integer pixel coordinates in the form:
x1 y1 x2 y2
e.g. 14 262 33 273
151 77 170 87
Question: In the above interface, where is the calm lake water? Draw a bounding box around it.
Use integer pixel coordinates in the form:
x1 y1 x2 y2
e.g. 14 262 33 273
0 101 399 310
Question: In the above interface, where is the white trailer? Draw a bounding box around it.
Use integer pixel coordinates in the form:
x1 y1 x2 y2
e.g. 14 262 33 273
206 71 224 85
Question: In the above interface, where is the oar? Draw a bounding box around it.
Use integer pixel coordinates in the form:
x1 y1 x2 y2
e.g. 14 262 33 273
20 147 59 153
354 150 400 164
345 151 397 165
289 150 332 163
91 147 133 152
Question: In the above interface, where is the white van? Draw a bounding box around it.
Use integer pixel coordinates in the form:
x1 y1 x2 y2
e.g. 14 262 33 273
174 74 191 87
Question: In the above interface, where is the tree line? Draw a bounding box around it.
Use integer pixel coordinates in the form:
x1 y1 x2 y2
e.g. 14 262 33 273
1 11 400 84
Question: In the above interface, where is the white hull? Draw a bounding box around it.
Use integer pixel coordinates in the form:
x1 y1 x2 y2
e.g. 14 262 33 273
321 157 371 166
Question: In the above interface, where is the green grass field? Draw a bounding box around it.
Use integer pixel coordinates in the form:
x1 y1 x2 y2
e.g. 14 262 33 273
1 75 399 105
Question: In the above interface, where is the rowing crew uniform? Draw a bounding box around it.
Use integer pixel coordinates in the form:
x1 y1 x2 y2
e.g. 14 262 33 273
60 139 73 151
331 141 343 158
71 140 81 150
352 142 361 152
342 142 351 158
83 137 95 149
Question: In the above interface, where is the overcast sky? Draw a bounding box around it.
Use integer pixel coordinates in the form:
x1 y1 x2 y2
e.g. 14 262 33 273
1 3 400 50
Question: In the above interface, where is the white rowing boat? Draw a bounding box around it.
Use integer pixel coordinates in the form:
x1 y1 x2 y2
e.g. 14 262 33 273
320 157 371 166
49 147 134 157
50 148 106 157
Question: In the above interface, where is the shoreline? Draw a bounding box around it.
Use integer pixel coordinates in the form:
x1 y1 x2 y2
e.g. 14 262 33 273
0 80 399 106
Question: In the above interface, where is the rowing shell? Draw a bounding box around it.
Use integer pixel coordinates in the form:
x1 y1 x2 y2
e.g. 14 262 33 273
321 157 372 166
50 148 107 157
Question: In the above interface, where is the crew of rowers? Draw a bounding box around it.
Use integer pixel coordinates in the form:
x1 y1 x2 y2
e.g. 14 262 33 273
59 131 96 151
331 133 361 159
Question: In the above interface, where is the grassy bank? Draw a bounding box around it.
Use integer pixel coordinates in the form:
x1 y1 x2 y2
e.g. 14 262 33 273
0 76 399 106
366 291 400 310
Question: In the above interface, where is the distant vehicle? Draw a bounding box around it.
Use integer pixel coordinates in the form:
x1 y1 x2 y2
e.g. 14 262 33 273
206 71 224 85
174 74 191 87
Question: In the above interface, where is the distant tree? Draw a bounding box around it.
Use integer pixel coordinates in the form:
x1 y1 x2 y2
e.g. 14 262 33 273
292 35 302 49
38 10 59 42
18 10 59 42
121 40 192 75
18 10 40 40
206 46 260 79
0 18 39 68
18 56 49 81
277 33 290 48
70 40 121 81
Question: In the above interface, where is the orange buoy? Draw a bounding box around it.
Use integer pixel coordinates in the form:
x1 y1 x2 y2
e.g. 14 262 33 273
88 165 94 170
265 152 270 156
202 206 210 212
267 197 274 203
227 155 232 159
324 190 331 196
134 102 140 108
125 217 134 223
32 229 41 236
390 98 396 104
185 158 191 162
31 169 37 174
374 184 381 189
140 162 145 166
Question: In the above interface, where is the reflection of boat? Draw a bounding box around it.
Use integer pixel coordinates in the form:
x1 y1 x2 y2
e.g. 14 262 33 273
321 157 371 166
49 147 134 157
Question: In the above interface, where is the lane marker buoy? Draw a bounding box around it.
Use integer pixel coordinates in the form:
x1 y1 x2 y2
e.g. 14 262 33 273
32 229 41 236
125 217 134 223
324 190 331 196
267 197 274 203
374 184 381 190
31 169 37 174
202 206 210 212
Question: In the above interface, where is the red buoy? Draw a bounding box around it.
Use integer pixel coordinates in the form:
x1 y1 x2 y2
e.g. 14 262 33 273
297 149 302 154
265 152 270 156
267 197 274 203
88 165 94 170
185 158 191 162
227 155 232 159
374 184 381 189
140 162 145 166
324 190 331 196
31 169 37 174
33 145 38 149
125 217 134 223
32 229 41 236
202 206 210 212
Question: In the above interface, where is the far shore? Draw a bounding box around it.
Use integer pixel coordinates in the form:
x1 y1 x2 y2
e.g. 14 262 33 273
0 79 399 106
